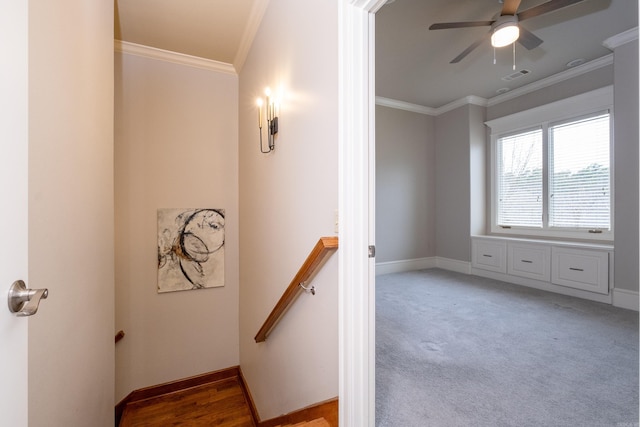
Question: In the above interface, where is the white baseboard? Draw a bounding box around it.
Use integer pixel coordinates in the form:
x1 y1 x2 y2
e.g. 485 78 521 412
375 257 471 276
375 257 436 275
375 256 636 310
471 267 614 305
435 257 471 274
612 288 640 311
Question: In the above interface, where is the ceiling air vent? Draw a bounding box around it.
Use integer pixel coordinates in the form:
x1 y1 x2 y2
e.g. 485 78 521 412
501 69 531 82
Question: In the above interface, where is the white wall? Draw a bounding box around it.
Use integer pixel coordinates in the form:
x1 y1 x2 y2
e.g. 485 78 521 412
28 0 115 425
114 52 240 400
238 0 339 420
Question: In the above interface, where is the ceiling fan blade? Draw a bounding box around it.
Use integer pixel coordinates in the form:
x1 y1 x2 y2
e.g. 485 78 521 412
429 21 493 30
501 0 522 16
518 0 585 22
518 27 543 50
450 31 491 63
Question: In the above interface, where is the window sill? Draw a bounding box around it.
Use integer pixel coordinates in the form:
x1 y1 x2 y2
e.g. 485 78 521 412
489 226 613 243
477 233 614 250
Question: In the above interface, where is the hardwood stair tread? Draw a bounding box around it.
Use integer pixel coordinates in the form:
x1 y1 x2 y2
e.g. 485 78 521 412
276 418 330 427
117 368 336 427
119 377 255 426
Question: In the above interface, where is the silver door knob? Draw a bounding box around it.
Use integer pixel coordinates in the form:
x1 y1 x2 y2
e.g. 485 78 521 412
8 280 48 317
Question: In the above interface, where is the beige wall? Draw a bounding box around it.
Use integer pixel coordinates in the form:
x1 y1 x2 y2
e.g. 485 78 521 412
114 52 240 401
238 0 339 420
28 0 115 425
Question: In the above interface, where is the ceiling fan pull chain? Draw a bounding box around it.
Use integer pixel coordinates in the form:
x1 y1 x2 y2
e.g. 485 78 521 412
512 42 516 70
493 46 496 65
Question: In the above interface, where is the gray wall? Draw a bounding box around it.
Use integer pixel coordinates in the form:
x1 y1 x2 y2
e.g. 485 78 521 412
486 66 614 120
613 40 639 292
433 104 486 262
469 104 487 237
376 105 436 263
435 106 472 262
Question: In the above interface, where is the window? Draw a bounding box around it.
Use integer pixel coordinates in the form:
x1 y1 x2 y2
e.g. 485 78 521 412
488 88 613 240
548 113 611 230
497 128 543 227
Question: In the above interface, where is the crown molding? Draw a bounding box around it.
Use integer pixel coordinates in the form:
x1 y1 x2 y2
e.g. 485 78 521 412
375 95 488 116
487 54 613 107
351 0 388 12
378 52 614 114
375 97 437 115
233 0 270 73
603 27 639 50
114 40 237 75
437 95 488 115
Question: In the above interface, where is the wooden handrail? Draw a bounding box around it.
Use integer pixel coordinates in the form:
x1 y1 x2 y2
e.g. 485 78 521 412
254 236 339 343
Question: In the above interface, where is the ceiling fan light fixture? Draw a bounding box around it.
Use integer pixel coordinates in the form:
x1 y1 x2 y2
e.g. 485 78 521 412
491 16 519 48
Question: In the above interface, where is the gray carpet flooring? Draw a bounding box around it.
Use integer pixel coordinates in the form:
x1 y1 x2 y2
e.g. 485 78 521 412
376 269 639 427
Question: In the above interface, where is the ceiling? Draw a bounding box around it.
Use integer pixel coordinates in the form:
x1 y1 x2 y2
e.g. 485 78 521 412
114 0 263 70
114 1 636 108
376 0 638 109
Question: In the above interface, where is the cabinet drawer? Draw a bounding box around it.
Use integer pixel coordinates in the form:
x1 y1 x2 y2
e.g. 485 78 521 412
508 243 551 281
551 247 609 294
472 240 506 273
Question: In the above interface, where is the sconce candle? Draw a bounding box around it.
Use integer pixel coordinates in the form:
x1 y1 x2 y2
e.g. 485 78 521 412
256 98 263 128
257 87 279 153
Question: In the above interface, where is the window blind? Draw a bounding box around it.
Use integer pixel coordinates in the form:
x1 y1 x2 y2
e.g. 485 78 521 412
497 128 543 227
549 113 610 229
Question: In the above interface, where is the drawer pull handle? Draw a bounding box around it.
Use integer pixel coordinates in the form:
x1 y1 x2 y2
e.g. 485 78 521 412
483 254 492 258
521 260 533 263
569 267 584 272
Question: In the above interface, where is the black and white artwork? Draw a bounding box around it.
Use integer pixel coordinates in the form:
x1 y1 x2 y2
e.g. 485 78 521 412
157 208 225 293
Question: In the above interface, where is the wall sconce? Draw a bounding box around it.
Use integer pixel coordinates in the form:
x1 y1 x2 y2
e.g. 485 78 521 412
257 87 279 153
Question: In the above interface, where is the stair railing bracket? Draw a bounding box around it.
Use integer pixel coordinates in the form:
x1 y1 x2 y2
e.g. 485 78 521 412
299 282 316 295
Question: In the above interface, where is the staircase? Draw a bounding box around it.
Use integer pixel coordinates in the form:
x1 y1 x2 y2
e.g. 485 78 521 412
116 367 337 427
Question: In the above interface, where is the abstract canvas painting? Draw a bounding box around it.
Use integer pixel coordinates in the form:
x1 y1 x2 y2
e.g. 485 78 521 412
157 208 225 293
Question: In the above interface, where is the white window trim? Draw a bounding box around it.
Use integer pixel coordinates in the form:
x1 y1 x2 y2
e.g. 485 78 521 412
486 86 614 242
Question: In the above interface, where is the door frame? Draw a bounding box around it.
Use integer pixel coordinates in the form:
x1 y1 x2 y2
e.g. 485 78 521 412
0 0 29 425
338 1 384 425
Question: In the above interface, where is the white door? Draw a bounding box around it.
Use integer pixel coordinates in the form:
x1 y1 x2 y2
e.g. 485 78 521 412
1 1 115 426
0 1 29 425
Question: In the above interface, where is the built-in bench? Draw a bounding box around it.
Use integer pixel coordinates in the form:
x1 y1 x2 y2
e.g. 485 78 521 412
471 235 614 305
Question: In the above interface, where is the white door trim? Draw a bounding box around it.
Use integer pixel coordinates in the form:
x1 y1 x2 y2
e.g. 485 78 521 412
338 1 383 425
0 0 29 425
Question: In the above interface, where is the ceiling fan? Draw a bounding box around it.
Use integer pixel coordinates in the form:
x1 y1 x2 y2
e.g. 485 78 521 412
429 0 586 63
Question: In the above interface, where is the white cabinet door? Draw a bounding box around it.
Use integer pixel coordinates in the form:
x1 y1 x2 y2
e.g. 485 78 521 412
472 239 507 273
551 247 609 294
508 243 551 282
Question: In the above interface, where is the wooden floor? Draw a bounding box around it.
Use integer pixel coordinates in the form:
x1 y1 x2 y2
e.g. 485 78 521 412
119 377 255 426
